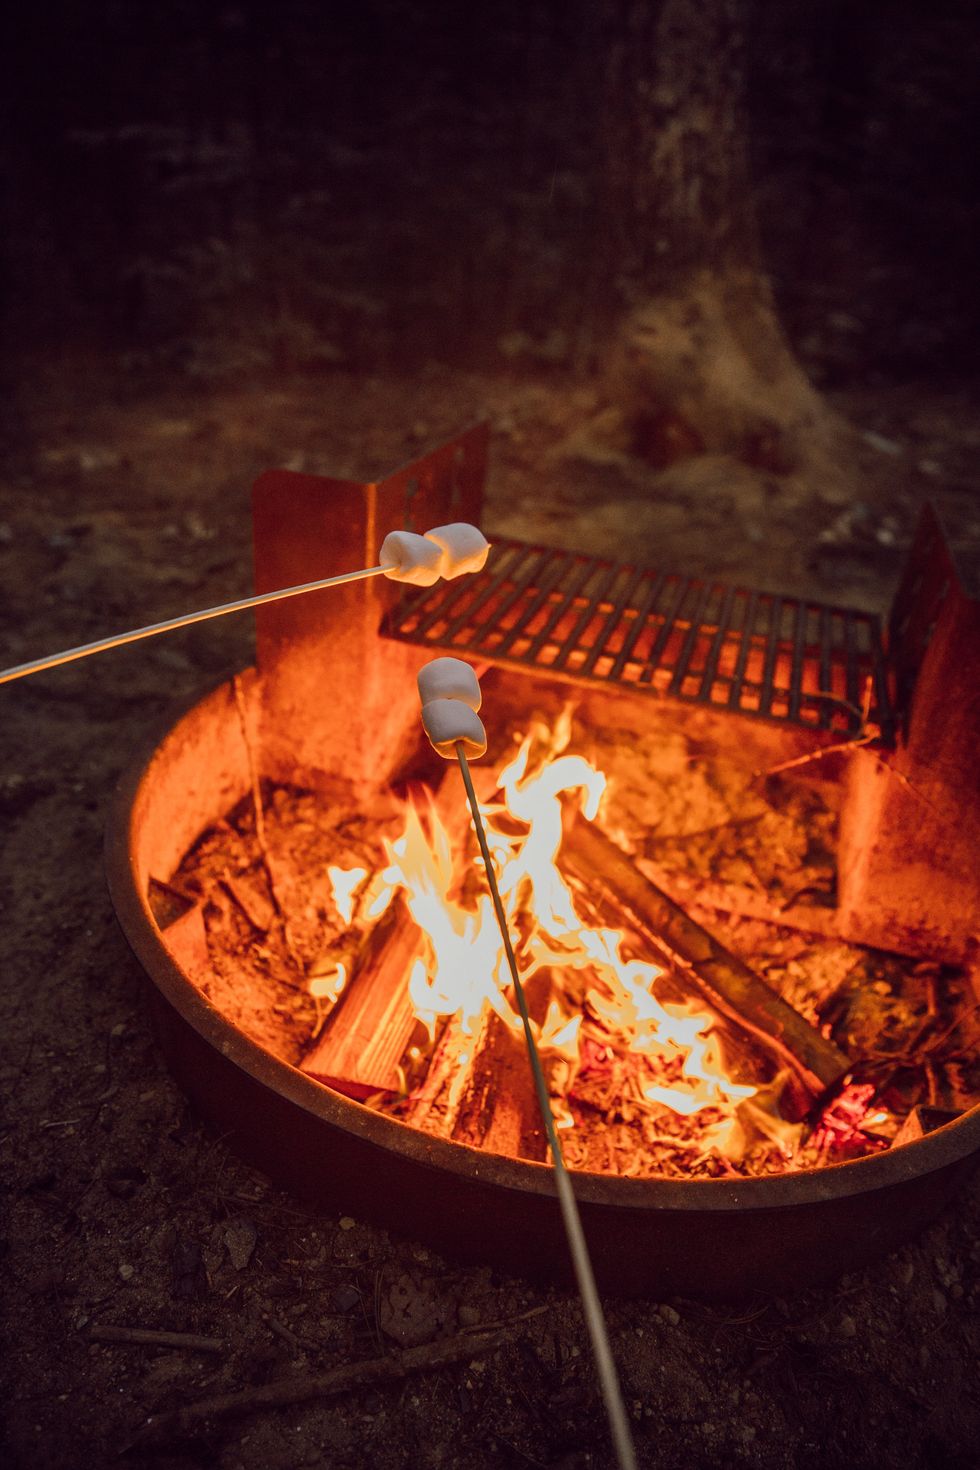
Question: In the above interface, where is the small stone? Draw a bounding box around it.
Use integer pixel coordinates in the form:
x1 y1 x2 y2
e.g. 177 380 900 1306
836 1315 857 1340
331 1283 361 1314
897 1260 915 1286
223 1216 258 1271
110 1023 126 1038
338 1216 356 1231
931 1289 947 1315
118 1263 135 1282
657 1304 681 1327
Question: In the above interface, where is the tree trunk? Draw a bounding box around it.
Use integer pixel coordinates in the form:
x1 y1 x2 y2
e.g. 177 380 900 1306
570 0 858 508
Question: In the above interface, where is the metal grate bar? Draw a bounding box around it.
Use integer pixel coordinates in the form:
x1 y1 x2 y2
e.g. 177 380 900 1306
441 544 540 644
581 566 648 679
404 542 524 641
380 536 895 740
638 576 693 685
757 597 784 719
609 571 666 681
697 584 737 703
524 555 601 663
494 552 580 661
788 600 808 722
553 563 622 673
477 547 557 653
818 606 834 729
668 581 715 697
727 590 760 713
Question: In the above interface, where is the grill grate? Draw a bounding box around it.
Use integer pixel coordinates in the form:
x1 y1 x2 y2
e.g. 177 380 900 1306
382 538 895 740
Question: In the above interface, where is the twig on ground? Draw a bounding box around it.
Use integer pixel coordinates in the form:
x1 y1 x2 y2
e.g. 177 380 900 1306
263 1314 307 1353
128 1324 517 1448
231 673 302 966
763 676 876 777
89 1325 225 1352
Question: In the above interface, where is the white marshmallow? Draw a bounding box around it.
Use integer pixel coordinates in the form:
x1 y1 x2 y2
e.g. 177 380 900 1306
417 657 482 712
423 523 490 579
421 698 488 759
380 530 443 586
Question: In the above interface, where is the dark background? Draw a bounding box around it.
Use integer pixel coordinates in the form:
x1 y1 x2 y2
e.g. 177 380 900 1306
1 6 979 1470
2 0 977 381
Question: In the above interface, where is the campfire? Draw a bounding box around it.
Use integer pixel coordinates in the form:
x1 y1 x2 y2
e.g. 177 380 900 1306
170 689 977 1187
107 425 980 1298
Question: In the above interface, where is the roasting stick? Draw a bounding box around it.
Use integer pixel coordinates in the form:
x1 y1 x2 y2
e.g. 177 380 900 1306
417 659 637 1470
0 522 490 687
0 566 386 686
455 747 638 1470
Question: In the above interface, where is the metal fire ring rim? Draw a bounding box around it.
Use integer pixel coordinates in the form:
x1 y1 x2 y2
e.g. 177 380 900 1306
105 675 980 1218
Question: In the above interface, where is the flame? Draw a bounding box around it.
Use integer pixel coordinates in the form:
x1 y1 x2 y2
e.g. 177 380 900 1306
327 866 367 925
320 713 758 1155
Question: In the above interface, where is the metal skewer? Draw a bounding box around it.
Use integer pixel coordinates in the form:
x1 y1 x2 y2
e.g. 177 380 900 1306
0 564 386 686
454 741 639 1470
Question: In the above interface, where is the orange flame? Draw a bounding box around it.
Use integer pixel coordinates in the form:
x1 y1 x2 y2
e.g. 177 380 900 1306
324 713 757 1144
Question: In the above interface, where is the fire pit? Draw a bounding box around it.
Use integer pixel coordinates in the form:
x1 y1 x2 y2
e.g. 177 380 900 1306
106 425 980 1297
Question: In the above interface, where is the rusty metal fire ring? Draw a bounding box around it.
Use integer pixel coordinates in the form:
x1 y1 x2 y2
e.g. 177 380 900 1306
105 675 980 1300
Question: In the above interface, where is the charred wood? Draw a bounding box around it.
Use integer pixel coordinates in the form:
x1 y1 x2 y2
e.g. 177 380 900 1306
560 812 851 1097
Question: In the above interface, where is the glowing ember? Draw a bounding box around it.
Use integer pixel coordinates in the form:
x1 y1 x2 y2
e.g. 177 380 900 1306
811 1081 888 1158
318 713 764 1162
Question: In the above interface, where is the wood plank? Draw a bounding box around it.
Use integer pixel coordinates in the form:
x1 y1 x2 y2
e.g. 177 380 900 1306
301 895 422 1100
560 811 852 1097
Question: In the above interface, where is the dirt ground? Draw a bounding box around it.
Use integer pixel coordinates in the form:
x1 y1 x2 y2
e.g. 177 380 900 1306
1 357 979 1470
3 4 980 1467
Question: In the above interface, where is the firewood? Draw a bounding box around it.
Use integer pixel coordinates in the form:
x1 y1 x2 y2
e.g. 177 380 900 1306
452 974 554 1162
301 894 423 1100
302 767 496 1102
560 812 851 1096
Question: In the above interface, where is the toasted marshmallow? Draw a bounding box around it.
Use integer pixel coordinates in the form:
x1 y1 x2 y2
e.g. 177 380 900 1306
423 523 490 579
380 530 443 586
417 656 482 712
421 698 488 759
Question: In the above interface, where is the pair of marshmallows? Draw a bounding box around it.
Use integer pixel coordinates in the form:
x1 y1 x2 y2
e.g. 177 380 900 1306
380 523 490 587
418 657 487 759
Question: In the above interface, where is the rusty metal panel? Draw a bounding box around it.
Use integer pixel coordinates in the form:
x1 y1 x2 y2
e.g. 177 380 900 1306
837 504 980 960
250 424 488 790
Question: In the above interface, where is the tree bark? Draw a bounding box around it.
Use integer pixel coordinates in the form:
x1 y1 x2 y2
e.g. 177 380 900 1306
571 0 857 506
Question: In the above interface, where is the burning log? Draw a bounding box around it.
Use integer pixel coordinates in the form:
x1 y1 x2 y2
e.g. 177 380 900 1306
452 1011 545 1159
301 766 486 1101
301 895 422 1100
452 974 554 1161
560 812 851 1098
